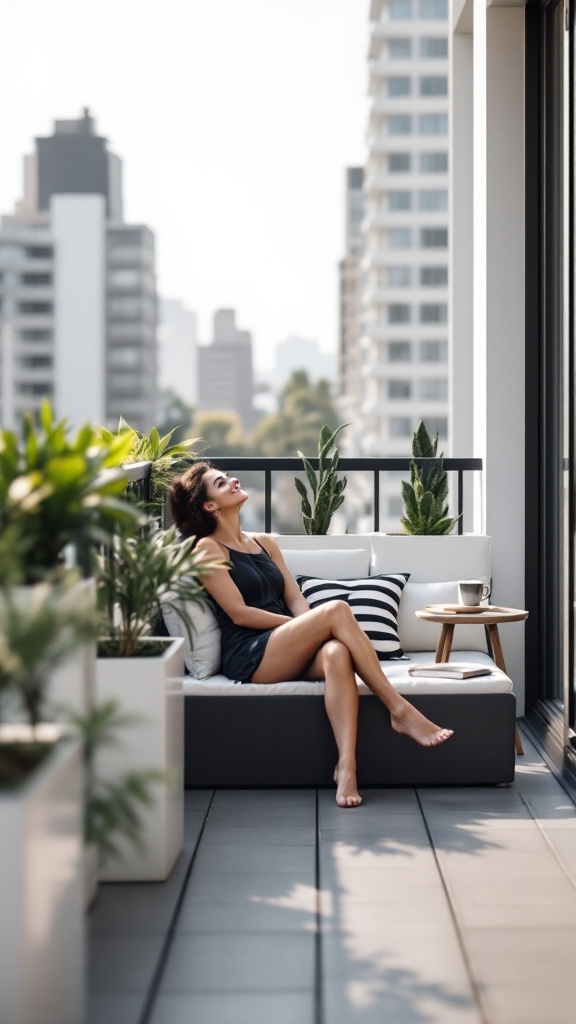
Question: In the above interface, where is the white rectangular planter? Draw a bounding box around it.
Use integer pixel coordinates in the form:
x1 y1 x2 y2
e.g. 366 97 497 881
95 636 184 882
0 727 84 1024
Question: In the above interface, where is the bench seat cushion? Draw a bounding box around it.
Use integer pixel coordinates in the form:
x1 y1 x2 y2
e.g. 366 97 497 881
182 650 513 697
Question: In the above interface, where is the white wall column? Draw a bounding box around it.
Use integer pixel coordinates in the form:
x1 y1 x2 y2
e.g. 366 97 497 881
473 0 526 710
450 0 475 531
52 194 106 428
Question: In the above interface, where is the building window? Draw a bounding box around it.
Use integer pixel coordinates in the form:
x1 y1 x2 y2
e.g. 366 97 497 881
425 415 448 438
16 382 53 397
418 0 448 18
419 151 448 172
108 347 142 369
388 0 413 19
421 227 448 248
419 378 448 400
420 340 448 362
388 190 412 210
419 76 448 97
108 269 142 289
21 273 52 286
388 341 412 361
387 76 412 97
388 153 412 173
418 113 448 135
388 115 413 135
388 38 412 58
386 266 412 287
418 189 448 210
388 304 411 323
420 303 448 323
420 37 448 58
18 302 53 314
18 355 53 370
24 247 52 259
389 416 413 438
18 329 52 342
420 266 448 286
388 228 412 249
108 297 143 319
388 379 412 398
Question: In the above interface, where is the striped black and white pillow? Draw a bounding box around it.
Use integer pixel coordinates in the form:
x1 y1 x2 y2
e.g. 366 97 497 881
297 573 410 661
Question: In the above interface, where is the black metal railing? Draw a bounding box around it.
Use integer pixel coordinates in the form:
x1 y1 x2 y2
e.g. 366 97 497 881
125 457 482 534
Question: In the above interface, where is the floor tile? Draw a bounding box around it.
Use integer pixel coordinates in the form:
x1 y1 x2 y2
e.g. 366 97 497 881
87 992 145 1024
88 933 165 993
201 825 315 845
149 990 315 1024
176 895 318 933
543 827 576 883
181 869 317 907
191 842 315 876
159 932 315 993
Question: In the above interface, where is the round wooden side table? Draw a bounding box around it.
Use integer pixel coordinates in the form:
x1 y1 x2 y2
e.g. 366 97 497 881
415 605 529 756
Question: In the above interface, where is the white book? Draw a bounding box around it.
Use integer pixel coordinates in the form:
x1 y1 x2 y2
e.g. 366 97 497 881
408 663 493 680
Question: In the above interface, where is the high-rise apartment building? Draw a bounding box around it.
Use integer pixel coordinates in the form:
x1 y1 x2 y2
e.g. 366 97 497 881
358 0 450 527
338 168 364 452
159 299 198 407
0 109 157 431
197 309 256 430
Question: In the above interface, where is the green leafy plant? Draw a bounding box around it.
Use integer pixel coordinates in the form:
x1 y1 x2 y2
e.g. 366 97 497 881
294 423 349 535
0 400 139 582
0 577 100 788
69 700 163 866
400 421 460 536
99 419 199 515
97 523 225 657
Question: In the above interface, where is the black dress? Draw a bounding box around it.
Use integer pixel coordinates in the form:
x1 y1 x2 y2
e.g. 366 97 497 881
211 541 292 682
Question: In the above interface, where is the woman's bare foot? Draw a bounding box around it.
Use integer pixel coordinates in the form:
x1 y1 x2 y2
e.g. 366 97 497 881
334 764 363 808
390 701 454 747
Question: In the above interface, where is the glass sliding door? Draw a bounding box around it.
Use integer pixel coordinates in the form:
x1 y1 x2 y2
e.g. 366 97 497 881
525 0 576 783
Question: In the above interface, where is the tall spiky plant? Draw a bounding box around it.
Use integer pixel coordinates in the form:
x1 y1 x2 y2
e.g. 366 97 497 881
400 421 460 536
294 424 348 535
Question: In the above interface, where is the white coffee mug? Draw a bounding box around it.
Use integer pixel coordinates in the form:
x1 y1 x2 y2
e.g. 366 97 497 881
458 580 491 607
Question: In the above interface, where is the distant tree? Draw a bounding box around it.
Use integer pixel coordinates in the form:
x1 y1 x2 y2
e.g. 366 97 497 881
251 370 339 457
155 389 194 446
193 410 247 457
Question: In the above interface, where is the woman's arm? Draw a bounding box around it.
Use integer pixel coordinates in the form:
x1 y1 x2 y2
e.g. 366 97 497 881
196 537 292 629
254 534 311 618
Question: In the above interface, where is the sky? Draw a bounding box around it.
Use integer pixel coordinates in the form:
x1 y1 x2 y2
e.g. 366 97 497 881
0 0 370 371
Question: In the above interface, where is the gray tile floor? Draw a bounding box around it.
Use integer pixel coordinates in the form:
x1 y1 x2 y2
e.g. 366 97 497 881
88 729 576 1024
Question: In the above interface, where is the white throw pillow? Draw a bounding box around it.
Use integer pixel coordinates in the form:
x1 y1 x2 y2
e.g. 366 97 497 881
297 573 410 660
160 593 221 678
281 548 371 580
398 579 490 652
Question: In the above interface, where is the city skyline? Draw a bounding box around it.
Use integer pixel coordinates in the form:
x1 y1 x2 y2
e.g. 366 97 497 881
0 0 370 371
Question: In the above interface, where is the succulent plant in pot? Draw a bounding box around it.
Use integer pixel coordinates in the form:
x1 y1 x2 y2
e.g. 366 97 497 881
401 421 460 536
294 423 349 535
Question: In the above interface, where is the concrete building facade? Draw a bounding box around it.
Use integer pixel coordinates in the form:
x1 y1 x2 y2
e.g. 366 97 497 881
358 0 450 529
0 109 157 431
197 309 256 430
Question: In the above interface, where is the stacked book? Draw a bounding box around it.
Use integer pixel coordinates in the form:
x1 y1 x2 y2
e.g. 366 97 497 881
407 662 494 680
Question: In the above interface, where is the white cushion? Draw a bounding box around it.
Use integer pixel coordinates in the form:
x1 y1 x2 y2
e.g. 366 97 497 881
398 580 490 652
297 573 409 660
370 534 492 583
183 651 513 696
281 548 371 579
160 594 221 678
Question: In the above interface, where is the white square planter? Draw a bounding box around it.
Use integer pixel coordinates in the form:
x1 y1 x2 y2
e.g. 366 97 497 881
95 636 184 882
0 727 84 1024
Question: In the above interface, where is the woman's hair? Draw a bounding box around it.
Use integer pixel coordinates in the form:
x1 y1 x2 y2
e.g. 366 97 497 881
169 461 216 541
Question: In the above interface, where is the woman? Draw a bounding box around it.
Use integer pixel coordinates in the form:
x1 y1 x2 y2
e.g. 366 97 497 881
170 462 453 808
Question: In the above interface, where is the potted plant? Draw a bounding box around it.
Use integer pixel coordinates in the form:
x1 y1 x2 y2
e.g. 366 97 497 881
0 580 99 1024
401 421 460 536
0 401 141 719
98 418 199 519
294 423 349 535
95 522 223 881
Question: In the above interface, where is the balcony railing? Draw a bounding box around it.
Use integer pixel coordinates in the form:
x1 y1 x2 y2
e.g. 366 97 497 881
125 457 482 534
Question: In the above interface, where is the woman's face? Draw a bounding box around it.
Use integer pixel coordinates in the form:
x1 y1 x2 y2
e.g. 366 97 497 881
201 468 248 514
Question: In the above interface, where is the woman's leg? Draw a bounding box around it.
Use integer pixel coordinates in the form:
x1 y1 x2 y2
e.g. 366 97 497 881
305 640 362 808
251 600 453 747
